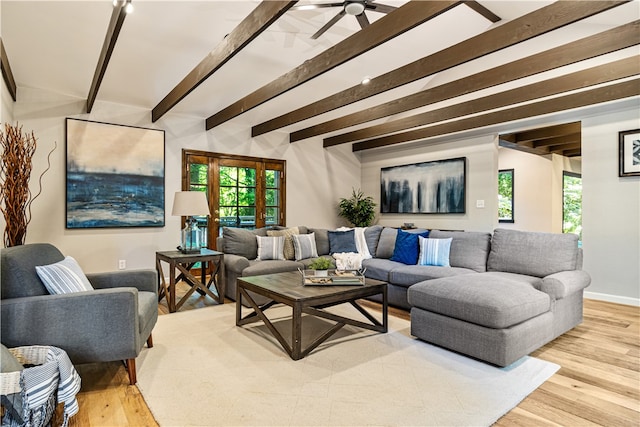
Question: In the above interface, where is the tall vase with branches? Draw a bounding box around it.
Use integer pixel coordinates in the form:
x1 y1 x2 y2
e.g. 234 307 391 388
0 122 55 247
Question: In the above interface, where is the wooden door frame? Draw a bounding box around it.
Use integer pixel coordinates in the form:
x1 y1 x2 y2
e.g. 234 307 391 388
182 149 286 250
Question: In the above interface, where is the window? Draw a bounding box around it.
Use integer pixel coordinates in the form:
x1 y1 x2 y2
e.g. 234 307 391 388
498 169 514 223
563 171 582 242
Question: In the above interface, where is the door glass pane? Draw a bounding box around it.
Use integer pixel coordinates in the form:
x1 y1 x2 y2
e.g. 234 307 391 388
188 163 209 248
266 207 278 226
219 166 257 229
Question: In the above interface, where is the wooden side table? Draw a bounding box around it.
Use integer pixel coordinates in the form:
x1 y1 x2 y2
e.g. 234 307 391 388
155 249 225 313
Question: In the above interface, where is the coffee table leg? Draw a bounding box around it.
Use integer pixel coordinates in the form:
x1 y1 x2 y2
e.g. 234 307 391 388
292 302 302 360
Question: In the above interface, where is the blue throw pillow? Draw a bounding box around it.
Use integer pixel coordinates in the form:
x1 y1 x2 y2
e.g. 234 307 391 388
328 229 357 254
390 229 430 265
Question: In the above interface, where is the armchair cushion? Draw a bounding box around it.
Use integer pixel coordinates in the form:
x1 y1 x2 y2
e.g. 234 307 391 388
35 256 93 295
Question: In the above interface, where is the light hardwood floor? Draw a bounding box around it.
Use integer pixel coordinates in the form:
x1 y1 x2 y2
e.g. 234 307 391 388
57 283 639 426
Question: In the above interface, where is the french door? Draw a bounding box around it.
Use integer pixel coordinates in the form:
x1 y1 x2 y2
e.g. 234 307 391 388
182 150 286 250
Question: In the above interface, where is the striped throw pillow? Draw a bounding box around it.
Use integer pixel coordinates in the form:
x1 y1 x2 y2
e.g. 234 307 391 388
35 256 94 294
418 237 452 267
292 233 319 261
267 227 299 260
256 236 285 261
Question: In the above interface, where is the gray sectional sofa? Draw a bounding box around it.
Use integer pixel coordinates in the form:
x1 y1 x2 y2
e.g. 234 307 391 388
217 225 590 366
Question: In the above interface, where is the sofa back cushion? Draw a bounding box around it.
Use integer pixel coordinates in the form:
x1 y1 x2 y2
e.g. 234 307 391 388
1 243 65 299
308 228 330 255
364 225 383 256
487 228 579 277
375 227 398 259
222 227 268 260
429 230 492 272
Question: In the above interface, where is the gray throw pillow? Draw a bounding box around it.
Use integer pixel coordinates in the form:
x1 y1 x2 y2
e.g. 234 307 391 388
222 227 261 259
309 228 330 255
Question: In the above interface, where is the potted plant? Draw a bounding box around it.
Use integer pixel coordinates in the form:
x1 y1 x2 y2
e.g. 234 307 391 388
308 257 334 276
338 188 376 227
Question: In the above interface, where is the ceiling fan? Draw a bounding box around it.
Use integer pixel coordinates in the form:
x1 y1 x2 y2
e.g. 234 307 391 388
292 0 398 39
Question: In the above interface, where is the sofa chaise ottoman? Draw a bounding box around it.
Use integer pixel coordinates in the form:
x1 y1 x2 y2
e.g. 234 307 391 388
407 228 590 366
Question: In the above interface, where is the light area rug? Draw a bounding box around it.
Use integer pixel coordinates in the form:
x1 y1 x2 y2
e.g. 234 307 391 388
136 303 559 427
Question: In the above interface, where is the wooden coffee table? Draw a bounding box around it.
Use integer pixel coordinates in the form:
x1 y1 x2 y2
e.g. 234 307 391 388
236 271 388 360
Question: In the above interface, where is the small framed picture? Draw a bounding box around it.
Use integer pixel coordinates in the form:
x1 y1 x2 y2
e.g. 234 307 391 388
619 129 640 177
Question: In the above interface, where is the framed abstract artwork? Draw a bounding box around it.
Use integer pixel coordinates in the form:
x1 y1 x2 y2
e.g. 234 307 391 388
380 157 466 214
66 118 165 228
619 129 640 177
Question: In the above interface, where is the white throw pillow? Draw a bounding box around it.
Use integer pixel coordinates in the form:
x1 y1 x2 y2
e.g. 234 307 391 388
417 237 452 267
292 233 318 261
35 256 94 294
256 236 285 261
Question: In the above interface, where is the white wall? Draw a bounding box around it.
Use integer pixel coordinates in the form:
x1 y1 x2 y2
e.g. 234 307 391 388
9 86 359 273
497 149 582 233
359 134 499 232
582 106 640 306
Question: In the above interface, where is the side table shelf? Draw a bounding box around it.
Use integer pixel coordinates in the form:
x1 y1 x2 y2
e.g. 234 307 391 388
155 249 225 313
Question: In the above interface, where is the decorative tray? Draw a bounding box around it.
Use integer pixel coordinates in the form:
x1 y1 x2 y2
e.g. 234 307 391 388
300 268 366 286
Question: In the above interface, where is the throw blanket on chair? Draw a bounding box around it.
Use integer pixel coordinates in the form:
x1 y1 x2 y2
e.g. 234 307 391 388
333 227 371 270
2 346 81 427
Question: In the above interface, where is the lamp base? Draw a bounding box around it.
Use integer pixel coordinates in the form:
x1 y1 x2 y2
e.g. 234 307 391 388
179 247 201 254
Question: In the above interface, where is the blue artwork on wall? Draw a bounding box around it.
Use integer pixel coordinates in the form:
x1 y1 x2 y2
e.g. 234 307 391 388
380 157 466 214
66 118 165 228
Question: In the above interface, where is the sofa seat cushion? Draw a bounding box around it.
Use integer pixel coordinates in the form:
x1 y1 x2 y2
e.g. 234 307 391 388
361 258 403 282
407 274 551 329
389 265 476 287
242 260 303 277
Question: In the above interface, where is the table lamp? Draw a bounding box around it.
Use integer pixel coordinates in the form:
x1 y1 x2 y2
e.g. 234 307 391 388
171 191 210 254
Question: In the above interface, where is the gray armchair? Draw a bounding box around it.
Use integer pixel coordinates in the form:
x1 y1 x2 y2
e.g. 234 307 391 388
0 243 157 385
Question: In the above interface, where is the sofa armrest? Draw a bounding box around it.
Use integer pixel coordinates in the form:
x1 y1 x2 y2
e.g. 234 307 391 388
0 288 141 362
86 269 157 294
224 254 250 274
541 270 591 299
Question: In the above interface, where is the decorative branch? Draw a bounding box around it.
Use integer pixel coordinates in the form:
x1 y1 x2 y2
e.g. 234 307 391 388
0 122 55 247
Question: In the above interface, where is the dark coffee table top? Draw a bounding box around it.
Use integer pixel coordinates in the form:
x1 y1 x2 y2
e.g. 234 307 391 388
237 271 386 303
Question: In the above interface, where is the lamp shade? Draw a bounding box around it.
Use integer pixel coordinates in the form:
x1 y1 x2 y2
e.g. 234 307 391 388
171 191 210 217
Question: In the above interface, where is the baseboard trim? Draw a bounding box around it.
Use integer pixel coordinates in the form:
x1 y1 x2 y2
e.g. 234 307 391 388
585 291 640 307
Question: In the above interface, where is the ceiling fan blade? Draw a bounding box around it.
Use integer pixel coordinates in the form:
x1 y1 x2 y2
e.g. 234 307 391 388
311 9 346 39
356 12 370 29
291 2 345 11
365 3 397 14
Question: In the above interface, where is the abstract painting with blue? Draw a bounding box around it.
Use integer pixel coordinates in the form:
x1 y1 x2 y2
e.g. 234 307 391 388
380 157 465 214
66 118 165 228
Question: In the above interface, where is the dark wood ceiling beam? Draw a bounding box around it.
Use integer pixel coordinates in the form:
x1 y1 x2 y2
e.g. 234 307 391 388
549 141 581 153
352 78 640 151
207 0 462 130
87 1 128 113
512 122 582 143
325 56 638 147
254 0 628 138
0 38 17 101
531 132 581 148
499 139 550 156
464 0 501 23
152 1 297 123
563 148 582 157
290 21 638 142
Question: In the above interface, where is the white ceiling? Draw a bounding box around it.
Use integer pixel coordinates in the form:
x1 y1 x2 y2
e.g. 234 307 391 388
2 1 639 138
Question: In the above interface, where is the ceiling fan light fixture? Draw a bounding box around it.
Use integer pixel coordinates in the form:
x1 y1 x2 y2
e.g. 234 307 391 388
345 1 366 16
361 76 371 85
